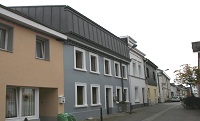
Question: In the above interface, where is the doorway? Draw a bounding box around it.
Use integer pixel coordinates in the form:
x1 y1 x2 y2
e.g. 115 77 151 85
105 86 113 114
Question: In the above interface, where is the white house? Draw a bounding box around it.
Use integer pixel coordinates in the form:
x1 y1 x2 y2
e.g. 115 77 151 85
157 69 171 102
121 36 147 108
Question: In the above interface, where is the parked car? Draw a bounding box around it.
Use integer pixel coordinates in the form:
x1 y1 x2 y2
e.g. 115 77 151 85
171 96 180 102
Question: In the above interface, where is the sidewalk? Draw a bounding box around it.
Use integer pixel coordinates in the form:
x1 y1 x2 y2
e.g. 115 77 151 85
83 103 178 121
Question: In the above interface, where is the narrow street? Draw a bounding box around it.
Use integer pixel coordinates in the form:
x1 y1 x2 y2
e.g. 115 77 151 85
102 102 200 121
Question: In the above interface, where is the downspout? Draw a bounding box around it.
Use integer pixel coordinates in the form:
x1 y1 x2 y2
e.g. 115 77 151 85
143 58 148 106
120 61 125 102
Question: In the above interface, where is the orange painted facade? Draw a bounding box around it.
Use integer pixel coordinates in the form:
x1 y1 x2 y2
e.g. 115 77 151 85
0 19 64 120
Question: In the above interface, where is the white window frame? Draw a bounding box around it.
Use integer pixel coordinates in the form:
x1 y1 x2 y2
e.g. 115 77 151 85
124 87 129 102
135 86 140 103
90 84 101 106
132 60 137 76
89 52 100 74
104 58 112 76
138 64 142 77
122 64 127 79
6 87 39 121
74 47 87 71
36 39 45 59
75 82 88 108
114 61 121 78
0 26 8 50
104 85 113 108
116 86 122 103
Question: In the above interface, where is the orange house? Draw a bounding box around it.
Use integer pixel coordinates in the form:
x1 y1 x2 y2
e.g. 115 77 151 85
0 5 66 121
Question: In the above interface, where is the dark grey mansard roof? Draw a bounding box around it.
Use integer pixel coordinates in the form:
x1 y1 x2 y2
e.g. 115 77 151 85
9 5 130 62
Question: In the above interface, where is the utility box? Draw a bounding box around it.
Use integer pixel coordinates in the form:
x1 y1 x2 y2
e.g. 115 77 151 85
59 96 65 104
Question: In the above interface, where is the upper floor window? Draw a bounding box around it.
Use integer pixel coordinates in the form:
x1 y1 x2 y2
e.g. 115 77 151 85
132 62 136 76
6 87 39 120
104 58 112 76
114 61 121 78
138 64 142 77
36 36 50 60
146 67 149 78
122 64 127 79
0 23 13 52
153 71 156 80
89 52 99 74
74 47 86 71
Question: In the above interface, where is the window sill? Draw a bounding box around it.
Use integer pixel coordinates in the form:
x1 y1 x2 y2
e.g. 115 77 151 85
115 76 121 79
75 104 88 108
104 74 112 77
90 71 100 75
0 48 12 53
6 117 39 121
74 68 87 72
36 57 49 61
135 99 140 103
91 103 101 107
123 77 128 80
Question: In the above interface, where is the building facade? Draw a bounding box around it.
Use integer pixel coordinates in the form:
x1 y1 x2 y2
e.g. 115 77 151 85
145 59 158 105
121 36 147 108
170 83 178 97
10 5 131 120
157 69 171 102
0 5 65 121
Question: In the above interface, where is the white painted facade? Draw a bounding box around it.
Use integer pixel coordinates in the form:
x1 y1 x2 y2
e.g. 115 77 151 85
157 69 171 102
170 84 178 97
192 85 199 97
122 36 147 107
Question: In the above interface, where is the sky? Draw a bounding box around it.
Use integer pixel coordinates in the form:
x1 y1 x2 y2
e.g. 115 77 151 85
1 0 200 82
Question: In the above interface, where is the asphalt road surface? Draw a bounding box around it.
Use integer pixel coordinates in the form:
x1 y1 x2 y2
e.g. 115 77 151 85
103 102 200 121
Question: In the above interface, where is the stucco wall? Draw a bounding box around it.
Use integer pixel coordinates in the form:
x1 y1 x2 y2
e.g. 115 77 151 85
63 44 129 120
0 19 64 120
147 85 158 105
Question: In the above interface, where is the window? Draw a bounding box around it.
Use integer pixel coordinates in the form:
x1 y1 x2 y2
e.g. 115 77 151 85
116 87 122 102
138 64 142 77
75 82 87 107
122 64 127 79
132 62 136 76
36 36 50 60
114 61 121 78
153 72 156 80
6 87 39 120
154 89 156 99
91 84 101 106
124 87 129 102
146 68 149 78
104 58 112 76
74 47 86 71
135 87 139 102
0 23 13 52
89 52 99 74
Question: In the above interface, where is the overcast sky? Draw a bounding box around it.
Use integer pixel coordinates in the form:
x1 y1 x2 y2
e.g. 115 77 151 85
2 0 199 82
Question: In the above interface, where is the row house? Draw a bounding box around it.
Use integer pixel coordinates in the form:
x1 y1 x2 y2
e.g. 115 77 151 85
120 36 147 108
170 83 178 97
157 69 171 102
145 59 158 105
10 5 131 120
0 5 65 121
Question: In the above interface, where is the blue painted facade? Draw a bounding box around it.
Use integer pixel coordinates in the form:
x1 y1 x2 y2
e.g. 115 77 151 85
64 44 129 120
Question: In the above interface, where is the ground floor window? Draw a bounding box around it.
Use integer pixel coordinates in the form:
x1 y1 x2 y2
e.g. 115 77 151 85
75 82 88 107
6 87 39 120
124 87 129 102
91 84 101 106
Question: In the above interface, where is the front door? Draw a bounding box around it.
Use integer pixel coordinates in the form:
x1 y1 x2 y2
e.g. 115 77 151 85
106 88 110 114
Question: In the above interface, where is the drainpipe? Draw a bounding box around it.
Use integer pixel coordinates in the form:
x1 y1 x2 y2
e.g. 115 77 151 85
120 61 125 102
143 58 148 106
